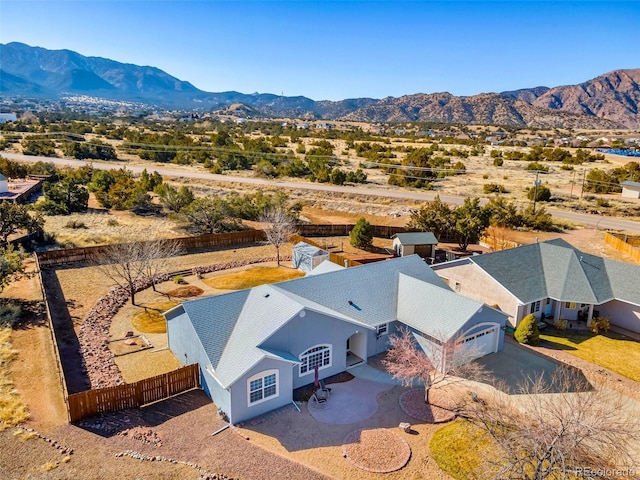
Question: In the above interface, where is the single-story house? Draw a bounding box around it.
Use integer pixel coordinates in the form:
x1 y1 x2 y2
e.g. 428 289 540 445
432 238 640 333
166 255 507 424
392 232 438 258
292 241 329 273
621 181 640 199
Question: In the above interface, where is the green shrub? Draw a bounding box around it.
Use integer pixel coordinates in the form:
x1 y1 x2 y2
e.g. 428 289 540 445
493 158 504 167
350 217 373 249
527 185 551 202
64 220 87 229
514 313 540 345
526 162 549 172
555 318 568 330
483 183 507 194
173 275 185 284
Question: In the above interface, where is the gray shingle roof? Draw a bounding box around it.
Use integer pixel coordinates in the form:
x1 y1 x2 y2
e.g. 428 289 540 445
471 238 640 306
392 232 438 245
621 181 640 189
293 241 328 257
397 274 484 341
173 255 504 388
0 173 7 181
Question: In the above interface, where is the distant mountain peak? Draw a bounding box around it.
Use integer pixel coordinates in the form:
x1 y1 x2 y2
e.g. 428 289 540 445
0 42 637 128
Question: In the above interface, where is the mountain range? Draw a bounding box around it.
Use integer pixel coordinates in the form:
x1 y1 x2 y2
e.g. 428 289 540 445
1 42 638 129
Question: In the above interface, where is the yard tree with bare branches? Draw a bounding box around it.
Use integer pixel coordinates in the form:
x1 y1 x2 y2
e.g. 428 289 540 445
141 239 182 292
259 206 298 266
383 327 489 403
95 240 147 305
460 368 640 480
96 238 182 303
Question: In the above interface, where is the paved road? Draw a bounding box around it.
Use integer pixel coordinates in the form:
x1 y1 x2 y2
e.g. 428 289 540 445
5 152 640 233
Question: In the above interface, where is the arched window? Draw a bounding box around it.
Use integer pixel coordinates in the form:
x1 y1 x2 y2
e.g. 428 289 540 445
299 344 332 376
247 369 279 406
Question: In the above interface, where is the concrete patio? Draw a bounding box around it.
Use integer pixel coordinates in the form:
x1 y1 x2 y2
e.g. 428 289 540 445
307 377 394 424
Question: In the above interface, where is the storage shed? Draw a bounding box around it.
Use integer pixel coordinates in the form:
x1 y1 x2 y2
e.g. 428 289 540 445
392 232 438 258
621 181 640 199
292 242 329 272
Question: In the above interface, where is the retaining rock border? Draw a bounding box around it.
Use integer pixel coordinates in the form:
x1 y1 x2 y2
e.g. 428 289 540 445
78 257 291 389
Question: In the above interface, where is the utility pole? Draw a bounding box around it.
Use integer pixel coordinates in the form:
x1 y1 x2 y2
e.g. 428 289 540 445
580 169 586 198
532 170 541 213
570 169 576 199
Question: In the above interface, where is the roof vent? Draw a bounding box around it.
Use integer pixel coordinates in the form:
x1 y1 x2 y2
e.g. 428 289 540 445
580 256 583 262
348 300 362 311
264 293 270 298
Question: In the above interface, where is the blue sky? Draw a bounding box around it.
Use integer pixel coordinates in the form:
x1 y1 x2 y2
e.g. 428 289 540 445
1 1 639 100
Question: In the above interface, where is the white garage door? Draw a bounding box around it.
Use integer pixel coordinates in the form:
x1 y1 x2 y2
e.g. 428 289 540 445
457 326 498 362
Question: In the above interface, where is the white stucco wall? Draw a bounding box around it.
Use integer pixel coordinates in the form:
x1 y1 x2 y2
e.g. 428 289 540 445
597 300 640 333
432 260 520 326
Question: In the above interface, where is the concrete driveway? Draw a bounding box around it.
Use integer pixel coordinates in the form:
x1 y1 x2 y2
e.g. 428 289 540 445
475 341 583 394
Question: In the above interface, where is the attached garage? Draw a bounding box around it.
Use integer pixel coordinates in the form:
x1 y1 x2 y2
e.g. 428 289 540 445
456 324 500 362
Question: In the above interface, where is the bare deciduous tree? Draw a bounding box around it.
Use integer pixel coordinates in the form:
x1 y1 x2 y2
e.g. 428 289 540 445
461 368 640 480
259 206 298 267
96 240 147 305
383 327 489 403
95 238 180 304
141 239 182 292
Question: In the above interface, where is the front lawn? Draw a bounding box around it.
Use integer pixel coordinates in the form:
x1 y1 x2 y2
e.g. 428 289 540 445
430 420 494 480
539 330 640 382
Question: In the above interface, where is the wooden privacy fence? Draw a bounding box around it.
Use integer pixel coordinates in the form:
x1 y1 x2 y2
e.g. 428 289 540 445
604 232 640 262
36 230 266 267
36 224 416 268
67 364 200 422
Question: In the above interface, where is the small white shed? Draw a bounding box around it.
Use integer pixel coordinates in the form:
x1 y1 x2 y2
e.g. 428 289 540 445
621 181 640 199
292 242 329 273
0 173 8 194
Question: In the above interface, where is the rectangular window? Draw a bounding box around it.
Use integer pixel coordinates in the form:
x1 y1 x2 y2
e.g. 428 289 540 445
565 302 576 309
454 281 461 292
248 371 278 406
377 323 388 336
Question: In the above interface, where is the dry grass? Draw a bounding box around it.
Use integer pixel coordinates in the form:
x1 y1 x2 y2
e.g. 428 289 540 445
539 330 640 382
203 266 304 290
0 305 29 432
131 301 179 334
116 349 182 383
429 420 494 480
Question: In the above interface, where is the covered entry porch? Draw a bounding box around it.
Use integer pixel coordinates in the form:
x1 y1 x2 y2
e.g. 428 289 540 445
346 331 367 368
543 299 595 329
